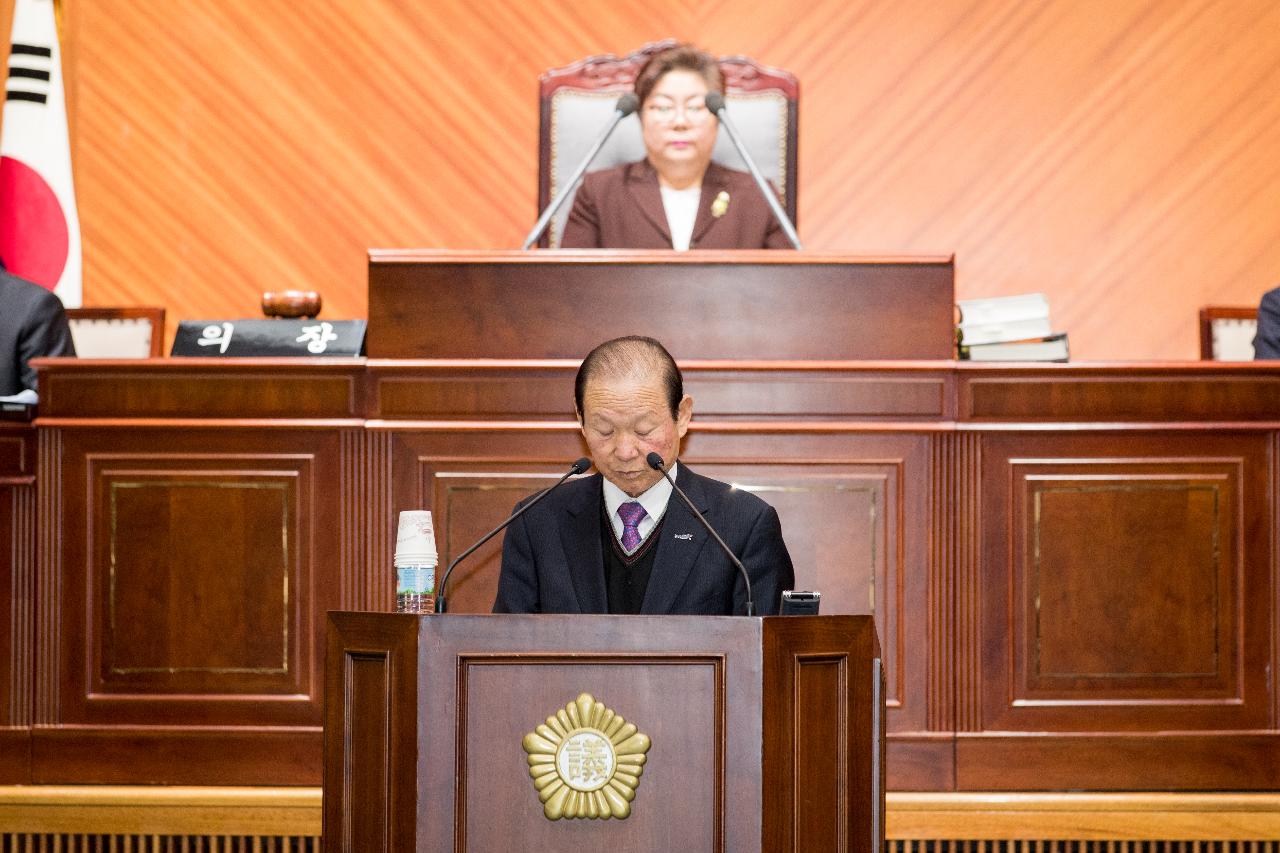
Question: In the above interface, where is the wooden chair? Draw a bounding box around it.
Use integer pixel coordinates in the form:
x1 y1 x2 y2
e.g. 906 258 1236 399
537 40 799 248
1198 306 1257 360
66 307 166 358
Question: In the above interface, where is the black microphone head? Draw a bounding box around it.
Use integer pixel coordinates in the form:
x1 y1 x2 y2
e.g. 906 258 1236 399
704 92 726 114
615 93 640 116
571 457 592 475
646 452 665 471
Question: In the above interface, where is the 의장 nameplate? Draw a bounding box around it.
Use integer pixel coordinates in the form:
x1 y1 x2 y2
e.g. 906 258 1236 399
171 320 366 357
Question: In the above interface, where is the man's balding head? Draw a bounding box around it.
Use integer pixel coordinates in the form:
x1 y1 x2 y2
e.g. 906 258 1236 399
574 336 683 421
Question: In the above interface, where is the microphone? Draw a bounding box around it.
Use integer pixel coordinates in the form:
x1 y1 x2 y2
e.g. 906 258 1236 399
436 457 591 612
521 93 640 250
704 92 803 250
646 452 756 616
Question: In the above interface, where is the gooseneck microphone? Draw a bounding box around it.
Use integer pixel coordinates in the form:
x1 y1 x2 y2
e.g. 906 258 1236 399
521 93 640 250
646 452 756 616
436 457 591 613
704 92 803 250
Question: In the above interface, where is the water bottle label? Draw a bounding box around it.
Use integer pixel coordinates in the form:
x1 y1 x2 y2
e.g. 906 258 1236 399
396 566 435 595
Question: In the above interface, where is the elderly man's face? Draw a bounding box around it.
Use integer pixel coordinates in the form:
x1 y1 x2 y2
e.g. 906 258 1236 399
579 372 693 497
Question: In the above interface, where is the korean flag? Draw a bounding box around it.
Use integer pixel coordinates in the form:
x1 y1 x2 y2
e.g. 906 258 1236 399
1 0 81 306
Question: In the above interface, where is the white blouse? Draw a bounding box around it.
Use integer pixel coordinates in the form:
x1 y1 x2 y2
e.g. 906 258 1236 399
659 185 702 251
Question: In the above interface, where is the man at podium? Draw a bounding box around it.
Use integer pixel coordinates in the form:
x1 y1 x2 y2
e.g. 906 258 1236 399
493 336 794 615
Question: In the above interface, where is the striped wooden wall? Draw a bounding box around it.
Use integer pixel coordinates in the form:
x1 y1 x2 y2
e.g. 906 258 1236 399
3 0 1279 360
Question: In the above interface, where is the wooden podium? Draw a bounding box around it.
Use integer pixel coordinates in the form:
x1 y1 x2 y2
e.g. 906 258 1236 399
366 249 955 360
324 613 884 853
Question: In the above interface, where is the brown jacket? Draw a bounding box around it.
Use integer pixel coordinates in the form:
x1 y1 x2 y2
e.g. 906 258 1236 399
560 160 792 250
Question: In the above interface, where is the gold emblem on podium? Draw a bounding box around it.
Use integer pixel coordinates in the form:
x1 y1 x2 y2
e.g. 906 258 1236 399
521 692 651 820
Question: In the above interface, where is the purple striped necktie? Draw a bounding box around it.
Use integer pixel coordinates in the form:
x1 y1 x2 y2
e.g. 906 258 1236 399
617 501 648 551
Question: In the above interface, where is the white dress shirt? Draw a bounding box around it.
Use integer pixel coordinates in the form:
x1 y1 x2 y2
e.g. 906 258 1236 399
602 462 677 555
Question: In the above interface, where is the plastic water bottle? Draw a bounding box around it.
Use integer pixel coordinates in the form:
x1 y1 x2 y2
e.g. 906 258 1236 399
394 510 438 613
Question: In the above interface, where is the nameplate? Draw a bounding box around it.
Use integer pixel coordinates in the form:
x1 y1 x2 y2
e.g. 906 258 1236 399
171 320 366 357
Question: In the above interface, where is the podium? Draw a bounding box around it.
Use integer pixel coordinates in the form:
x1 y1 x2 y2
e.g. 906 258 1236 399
366 249 955 360
324 613 884 852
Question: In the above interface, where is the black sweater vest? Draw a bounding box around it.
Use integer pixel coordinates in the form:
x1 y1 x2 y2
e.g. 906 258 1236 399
602 501 665 614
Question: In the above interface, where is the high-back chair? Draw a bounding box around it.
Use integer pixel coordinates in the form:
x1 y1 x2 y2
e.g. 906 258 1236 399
1198 306 1257 360
538 40 799 248
66 307 166 358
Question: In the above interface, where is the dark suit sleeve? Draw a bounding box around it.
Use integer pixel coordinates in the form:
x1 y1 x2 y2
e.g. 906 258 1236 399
17 291 76 392
559 178 602 249
737 503 795 615
492 507 539 613
1254 288 1280 359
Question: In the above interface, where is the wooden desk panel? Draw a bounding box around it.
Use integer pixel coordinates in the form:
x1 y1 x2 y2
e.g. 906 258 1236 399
960 363 1280 422
32 359 366 421
32 419 353 783
367 251 956 360
0 419 34 783
22 359 1280 790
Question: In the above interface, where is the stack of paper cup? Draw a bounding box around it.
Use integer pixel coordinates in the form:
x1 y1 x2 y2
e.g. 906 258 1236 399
395 510 438 613
395 510 438 567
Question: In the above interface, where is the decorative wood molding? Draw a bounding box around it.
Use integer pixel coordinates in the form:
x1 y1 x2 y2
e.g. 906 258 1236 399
887 793 1280 840
932 432 980 733
35 428 63 728
340 429 393 612
2 789 1278 840
0 786 322 836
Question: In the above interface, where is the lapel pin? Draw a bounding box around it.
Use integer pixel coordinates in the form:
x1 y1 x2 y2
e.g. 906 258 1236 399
711 191 730 218
673 533 693 540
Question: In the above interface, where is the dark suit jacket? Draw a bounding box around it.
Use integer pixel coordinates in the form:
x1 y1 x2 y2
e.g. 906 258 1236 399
0 271 75 396
493 465 795 615
1254 286 1280 359
560 160 792 250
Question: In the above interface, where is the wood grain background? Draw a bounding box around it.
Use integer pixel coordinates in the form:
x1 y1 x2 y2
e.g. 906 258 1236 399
2 0 1278 360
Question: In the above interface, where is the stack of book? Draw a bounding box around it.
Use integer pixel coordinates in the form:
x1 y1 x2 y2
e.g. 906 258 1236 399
956 293 1069 361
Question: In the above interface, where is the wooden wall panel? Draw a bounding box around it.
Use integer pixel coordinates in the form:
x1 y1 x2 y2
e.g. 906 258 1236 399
20 358 1280 789
57 438 330 725
961 431 1275 789
1026 474 1229 695
0 465 34 782
92 471 296 699
32 427 345 783
2 1 1277 358
978 436 1271 733
460 659 721 851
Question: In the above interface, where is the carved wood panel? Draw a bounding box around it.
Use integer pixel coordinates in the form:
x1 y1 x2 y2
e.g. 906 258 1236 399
0 488 11 735
761 617 882 853
687 435 931 748
1025 475 1227 694
389 428 590 615
459 657 722 851
0 479 35 782
344 650 392 852
94 472 296 697
33 427 344 782
977 433 1271 734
